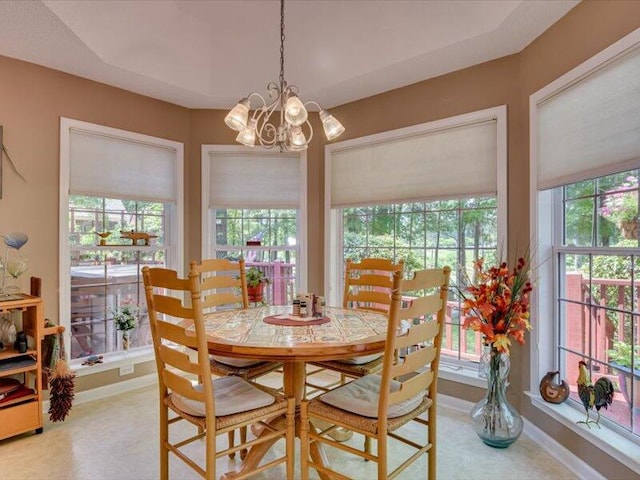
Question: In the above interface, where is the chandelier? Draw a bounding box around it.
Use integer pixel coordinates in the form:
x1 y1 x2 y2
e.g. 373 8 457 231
224 0 345 151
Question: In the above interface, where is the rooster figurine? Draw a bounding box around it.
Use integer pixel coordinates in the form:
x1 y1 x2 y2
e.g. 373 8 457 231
577 360 614 428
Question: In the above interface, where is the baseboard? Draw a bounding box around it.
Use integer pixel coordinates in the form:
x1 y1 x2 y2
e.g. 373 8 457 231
438 393 604 480
43 373 156 413
522 417 606 480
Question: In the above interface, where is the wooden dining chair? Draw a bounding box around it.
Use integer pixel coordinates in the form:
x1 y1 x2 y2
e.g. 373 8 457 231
300 266 451 480
142 266 295 480
190 258 283 458
190 259 280 376
306 257 405 394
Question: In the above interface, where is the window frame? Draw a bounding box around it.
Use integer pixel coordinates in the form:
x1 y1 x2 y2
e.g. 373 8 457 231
59 118 184 367
201 145 308 293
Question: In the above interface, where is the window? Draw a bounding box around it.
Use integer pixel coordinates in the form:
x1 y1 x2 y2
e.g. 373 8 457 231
68 197 168 358
342 198 498 361
60 118 183 362
202 146 307 300
546 170 639 438
532 29 640 442
212 208 298 305
325 106 507 365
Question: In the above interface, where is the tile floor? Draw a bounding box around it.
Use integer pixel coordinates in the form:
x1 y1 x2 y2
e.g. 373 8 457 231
0 372 578 480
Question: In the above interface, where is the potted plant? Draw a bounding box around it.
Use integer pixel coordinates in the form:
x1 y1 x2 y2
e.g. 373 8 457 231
607 340 640 409
112 301 137 350
246 267 269 303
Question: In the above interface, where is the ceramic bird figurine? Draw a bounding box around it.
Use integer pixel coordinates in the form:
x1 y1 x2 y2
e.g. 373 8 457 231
577 360 615 428
94 231 111 246
539 370 570 404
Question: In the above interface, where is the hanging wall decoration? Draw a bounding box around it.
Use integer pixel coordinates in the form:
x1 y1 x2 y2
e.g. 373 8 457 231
0 126 28 199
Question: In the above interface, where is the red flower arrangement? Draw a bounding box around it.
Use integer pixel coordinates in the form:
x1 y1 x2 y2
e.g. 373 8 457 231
461 257 533 355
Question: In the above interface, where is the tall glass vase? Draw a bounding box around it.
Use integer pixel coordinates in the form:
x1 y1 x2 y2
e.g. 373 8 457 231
470 345 523 448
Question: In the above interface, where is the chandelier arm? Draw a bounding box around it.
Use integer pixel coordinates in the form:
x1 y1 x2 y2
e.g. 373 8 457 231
303 100 322 111
302 119 314 145
246 92 267 107
257 122 278 148
254 98 282 148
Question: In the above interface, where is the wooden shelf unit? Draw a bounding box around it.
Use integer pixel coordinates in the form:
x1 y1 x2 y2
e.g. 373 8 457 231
0 294 44 441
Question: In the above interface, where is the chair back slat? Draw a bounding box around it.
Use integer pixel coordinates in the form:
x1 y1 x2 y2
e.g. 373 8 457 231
203 291 244 308
145 267 192 290
153 294 195 320
158 343 200 374
391 345 436 378
191 258 249 311
346 290 395 308
394 320 440 350
377 266 450 422
401 268 448 292
201 275 242 290
343 258 404 316
349 274 394 288
388 370 434 405
401 295 443 322
162 369 206 403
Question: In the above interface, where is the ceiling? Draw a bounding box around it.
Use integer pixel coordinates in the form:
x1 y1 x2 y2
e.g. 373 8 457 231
0 0 579 110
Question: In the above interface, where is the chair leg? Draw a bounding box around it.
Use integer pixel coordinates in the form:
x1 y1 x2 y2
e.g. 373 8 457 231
300 400 310 480
377 432 387 479
206 428 216 480
429 410 436 480
159 404 169 480
286 397 296 480
364 436 371 459
227 430 236 459
240 426 248 460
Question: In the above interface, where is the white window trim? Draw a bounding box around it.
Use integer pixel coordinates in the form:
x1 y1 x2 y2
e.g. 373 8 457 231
530 29 640 468
201 145 308 292
59 117 184 368
324 105 508 312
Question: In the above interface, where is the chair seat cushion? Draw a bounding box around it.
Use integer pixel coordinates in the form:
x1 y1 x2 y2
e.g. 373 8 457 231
319 374 425 419
333 320 411 365
172 376 275 417
212 355 265 368
336 353 383 365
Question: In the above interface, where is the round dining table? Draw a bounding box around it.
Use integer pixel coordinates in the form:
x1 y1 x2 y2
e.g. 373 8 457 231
197 305 389 479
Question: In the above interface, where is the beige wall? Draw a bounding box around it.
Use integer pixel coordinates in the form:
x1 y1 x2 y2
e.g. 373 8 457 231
0 56 191 389
1 0 639 476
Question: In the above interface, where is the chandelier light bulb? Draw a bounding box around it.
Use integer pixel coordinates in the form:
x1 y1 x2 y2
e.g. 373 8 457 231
320 110 345 141
289 126 307 150
224 98 250 132
236 120 257 147
284 95 308 126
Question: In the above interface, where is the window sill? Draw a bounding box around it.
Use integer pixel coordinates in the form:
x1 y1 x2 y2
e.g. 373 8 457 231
438 360 487 388
70 347 155 377
527 391 640 475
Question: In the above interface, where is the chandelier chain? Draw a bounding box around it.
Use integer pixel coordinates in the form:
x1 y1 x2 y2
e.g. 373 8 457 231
279 0 285 89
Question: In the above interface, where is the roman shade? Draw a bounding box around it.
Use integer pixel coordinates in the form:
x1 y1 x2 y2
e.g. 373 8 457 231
537 44 640 190
330 120 497 208
69 129 178 203
208 152 300 209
